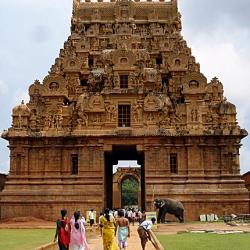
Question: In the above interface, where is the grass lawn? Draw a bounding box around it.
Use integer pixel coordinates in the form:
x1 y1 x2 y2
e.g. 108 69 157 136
157 232 250 250
0 229 55 250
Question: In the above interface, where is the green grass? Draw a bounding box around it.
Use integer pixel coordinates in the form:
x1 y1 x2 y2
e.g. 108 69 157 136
0 229 55 250
157 233 250 250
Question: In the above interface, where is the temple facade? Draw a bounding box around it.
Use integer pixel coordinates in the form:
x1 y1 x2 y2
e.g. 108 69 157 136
0 0 249 221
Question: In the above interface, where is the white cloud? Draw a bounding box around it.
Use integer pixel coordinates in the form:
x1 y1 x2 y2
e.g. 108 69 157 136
0 156 9 174
11 89 29 107
190 37 250 128
240 147 250 174
0 80 9 96
0 0 70 7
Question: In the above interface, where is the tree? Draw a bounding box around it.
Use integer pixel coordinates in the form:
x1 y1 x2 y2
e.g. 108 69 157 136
121 178 139 207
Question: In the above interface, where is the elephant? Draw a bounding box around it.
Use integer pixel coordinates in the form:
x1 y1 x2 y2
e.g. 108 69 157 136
154 198 184 223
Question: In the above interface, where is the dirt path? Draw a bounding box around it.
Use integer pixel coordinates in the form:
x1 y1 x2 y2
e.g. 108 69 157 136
88 223 155 250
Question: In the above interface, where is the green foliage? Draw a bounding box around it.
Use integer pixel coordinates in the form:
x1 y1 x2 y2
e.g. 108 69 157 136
122 178 139 206
157 232 250 250
0 229 54 250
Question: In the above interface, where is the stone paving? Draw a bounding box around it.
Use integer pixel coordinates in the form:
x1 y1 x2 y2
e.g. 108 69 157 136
88 223 156 250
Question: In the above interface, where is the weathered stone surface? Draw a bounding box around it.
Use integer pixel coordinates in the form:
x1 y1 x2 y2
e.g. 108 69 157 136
0 0 249 221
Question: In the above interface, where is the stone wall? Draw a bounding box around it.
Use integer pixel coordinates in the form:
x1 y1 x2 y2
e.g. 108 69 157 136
0 174 6 191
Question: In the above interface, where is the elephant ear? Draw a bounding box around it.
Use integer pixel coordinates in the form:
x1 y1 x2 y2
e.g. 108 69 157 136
153 199 158 207
160 200 165 208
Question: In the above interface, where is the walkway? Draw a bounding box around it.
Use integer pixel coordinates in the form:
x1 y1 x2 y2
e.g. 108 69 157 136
88 223 156 250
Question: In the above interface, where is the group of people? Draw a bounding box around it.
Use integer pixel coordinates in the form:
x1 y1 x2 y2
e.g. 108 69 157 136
99 208 156 250
104 208 147 226
54 209 89 250
99 208 129 250
55 208 156 250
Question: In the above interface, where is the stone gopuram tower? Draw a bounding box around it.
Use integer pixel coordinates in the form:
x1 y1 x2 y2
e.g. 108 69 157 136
1 0 248 221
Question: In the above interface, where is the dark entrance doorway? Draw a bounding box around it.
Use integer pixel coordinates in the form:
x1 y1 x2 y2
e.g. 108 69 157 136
104 145 145 210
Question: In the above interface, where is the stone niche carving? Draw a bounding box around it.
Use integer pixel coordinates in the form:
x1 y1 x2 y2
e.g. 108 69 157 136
218 99 237 124
144 68 157 82
88 93 105 112
105 103 117 122
159 94 173 114
92 8 101 21
42 75 68 97
111 49 136 68
182 72 207 95
115 23 134 35
12 101 31 129
29 80 42 96
148 9 158 21
29 80 43 104
77 112 89 129
45 107 63 130
114 0 135 21
75 38 90 52
76 89 90 113
166 53 189 71
206 77 224 102
144 92 161 112
63 58 82 73
132 101 142 123
86 24 100 37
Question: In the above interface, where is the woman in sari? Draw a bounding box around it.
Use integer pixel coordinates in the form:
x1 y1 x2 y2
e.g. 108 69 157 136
115 209 130 250
70 210 90 250
100 208 119 250
54 208 71 250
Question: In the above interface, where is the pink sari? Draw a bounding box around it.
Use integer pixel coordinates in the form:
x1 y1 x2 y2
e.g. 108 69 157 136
70 217 90 250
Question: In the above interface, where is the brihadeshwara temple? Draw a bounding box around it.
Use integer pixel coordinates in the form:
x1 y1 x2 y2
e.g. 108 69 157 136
0 0 249 221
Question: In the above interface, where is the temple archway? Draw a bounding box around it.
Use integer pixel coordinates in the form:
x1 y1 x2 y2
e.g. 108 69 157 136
113 167 141 209
121 175 139 208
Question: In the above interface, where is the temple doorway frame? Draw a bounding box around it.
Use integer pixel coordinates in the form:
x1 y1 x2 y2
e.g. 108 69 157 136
104 145 145 210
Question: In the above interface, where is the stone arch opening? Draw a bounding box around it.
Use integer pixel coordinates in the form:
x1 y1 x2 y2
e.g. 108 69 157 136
105 145 145 210
121 174 140 208
113 168 141 209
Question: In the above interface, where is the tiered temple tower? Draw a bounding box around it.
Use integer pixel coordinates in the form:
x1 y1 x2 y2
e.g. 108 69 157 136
0 0 248 221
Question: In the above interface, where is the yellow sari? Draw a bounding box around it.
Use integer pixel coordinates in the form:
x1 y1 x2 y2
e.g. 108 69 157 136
100 216 119 250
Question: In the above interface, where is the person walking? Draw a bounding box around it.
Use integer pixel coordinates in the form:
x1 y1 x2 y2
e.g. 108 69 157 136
131 209 136 226
127 209 132 224
100 208 119 250
115 209 130 250
70 211 90 250
54 208 71 250
98 212 104 237
137 217 156 250
88 209 95 231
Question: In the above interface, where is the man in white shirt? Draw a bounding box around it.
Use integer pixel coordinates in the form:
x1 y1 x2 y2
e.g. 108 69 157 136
137 217 156 250
89 209 95 229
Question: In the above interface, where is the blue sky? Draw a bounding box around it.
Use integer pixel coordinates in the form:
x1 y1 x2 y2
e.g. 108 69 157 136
0 0 249 174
